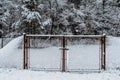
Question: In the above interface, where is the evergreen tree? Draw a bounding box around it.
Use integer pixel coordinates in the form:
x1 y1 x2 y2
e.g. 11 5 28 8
68 0 81 8
16 0 43 35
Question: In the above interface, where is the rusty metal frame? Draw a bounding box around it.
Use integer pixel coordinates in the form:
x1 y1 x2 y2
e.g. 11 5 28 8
23 34 106 71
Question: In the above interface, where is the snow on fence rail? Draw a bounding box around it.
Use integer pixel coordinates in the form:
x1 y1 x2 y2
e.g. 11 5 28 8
23 34 106 72
26 34 104 38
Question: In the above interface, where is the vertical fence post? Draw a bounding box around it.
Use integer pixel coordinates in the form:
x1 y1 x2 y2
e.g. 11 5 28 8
103 34 106 70
23 33 28 69
101 34 106 70
62 36 66 72
101 36 103 70
1 37 3 48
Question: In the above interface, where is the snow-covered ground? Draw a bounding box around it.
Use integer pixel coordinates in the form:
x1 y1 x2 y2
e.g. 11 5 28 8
0 68 120 80
0 36 120 80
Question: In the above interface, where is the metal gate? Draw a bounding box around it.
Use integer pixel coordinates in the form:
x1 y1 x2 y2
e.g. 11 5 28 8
23 34 106 72
66 37 101 72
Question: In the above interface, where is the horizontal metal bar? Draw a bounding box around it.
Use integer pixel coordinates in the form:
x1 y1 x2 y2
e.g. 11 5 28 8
26 34 105 38
59 48 69 50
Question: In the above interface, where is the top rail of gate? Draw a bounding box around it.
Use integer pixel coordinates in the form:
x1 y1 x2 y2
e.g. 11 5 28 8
25 34 106 38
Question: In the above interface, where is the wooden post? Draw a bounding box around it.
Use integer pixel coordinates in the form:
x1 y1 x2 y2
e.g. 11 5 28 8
101 34 106 70
62 36 66 72
23 34 28 69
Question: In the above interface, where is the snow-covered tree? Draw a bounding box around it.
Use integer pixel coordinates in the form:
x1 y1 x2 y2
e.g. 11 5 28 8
15 0 43 35
1 0 120 36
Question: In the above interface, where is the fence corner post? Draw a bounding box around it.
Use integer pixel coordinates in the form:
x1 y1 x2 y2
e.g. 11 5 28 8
101 33 106 70
23 33 28 69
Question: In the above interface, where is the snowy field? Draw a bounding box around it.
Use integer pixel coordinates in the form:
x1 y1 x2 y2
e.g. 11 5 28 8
0 69 120 80
0 36 120 80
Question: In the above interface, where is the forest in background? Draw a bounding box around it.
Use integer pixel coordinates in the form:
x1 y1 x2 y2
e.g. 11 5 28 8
0 0 120 37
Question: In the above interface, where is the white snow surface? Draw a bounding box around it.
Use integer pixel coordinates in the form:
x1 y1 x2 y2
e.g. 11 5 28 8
0 69 120 80
0 36 120 79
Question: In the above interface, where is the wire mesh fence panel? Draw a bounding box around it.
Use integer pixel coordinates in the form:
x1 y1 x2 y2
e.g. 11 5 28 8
28 37 62 71
0 37 15 48
66 37 101 72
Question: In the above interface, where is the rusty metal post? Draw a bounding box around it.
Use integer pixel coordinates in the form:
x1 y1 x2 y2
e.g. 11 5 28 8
62 36 67 72
23 34 26 69
101 37 103 70
23 34 28 69
101 34 106 70
103 34 106 70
